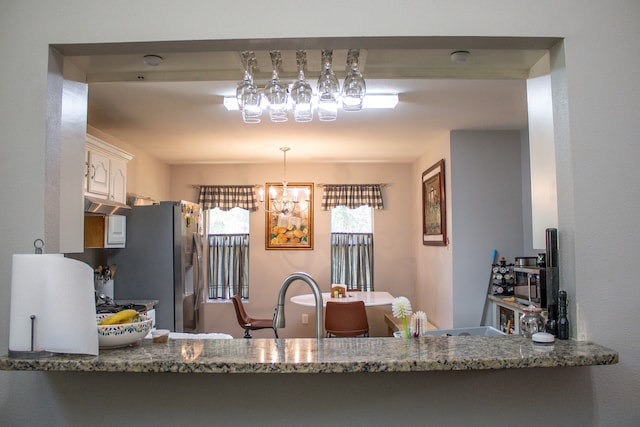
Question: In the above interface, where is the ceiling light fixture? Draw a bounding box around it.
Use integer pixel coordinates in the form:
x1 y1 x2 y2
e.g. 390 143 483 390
258 147 309 217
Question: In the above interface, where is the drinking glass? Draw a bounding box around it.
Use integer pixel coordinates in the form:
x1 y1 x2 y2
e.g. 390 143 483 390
264 50 288 122
291 50 313 122
236 51 256 111
242 84 262 124
316 49 340 121
342 49 366 111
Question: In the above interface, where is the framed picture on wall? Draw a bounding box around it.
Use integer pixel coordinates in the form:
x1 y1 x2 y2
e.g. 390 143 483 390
422 159 447 246
264 182 314 250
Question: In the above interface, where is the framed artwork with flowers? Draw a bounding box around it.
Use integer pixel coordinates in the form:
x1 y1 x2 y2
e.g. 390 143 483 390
422 159 447 246
264 182 314 250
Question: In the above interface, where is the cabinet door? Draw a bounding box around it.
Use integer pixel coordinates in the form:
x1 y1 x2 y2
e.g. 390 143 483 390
105 215 126 248
87 150 110 196
109 157 127 203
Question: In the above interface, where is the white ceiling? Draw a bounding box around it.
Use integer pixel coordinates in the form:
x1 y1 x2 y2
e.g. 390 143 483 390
67 47 548 164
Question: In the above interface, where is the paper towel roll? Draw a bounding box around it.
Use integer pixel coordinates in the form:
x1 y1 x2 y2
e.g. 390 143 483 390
9 254 99 356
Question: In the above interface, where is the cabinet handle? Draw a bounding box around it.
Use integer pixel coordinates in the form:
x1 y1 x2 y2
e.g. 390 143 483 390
84 161 90 178
90 164 96 180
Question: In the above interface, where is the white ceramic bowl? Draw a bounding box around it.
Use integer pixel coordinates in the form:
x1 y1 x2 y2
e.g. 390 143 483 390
97 313 153 349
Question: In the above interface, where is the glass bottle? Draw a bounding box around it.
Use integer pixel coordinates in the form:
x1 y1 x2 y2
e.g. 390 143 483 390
557 290 569 340
520 305 545 338
545 305 558 337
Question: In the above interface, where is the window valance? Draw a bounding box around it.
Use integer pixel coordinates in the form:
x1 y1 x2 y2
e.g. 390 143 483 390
198 185 258 211
321 184 384 210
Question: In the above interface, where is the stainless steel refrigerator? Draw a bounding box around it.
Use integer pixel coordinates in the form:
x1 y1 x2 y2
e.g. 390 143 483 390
109 201 203 332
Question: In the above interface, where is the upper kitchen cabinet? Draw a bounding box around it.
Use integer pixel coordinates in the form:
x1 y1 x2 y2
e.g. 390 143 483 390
85 135 133 204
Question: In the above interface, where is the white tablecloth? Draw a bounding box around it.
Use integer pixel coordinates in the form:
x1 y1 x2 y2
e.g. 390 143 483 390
290 291 395 307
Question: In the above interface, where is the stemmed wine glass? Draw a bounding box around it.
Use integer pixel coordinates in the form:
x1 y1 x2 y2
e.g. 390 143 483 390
291 50 313 122
316 49 340 121
342 49 366 111
236 51 262 123
264 50 288 122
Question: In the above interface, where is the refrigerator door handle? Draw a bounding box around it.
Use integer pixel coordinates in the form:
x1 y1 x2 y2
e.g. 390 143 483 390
193 232 203 314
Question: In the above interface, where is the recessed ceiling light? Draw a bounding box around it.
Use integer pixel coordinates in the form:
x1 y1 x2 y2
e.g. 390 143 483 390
143 54 164 66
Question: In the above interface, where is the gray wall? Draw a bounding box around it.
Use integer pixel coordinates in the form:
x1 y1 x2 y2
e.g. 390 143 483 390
450 130 526 327
2 1 639 426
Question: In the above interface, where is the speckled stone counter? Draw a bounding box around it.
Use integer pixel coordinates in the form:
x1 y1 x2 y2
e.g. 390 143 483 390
0 335 617 374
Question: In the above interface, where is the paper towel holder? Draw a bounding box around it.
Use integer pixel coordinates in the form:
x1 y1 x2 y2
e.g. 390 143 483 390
8 314 53 359
33 239 44 254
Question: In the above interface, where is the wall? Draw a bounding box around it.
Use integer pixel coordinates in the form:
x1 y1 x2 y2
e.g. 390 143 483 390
168 162 415 338
2 1 639 426
527 74 559 249
413 137 452 329
520 131 537 256
450 130 526 328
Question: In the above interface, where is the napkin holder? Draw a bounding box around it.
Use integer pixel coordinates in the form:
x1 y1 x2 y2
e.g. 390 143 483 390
331 284 347 298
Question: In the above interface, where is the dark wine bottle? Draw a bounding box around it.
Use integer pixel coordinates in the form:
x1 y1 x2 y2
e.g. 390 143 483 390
557 290 569 340
545 304 558 337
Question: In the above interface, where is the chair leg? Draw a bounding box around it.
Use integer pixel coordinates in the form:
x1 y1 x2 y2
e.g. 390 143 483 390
243 325 252 339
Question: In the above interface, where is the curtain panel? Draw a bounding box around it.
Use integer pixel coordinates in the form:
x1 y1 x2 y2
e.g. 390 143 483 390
321 184 384 210
198 185 258 211
208 234 250 299
331 233 374 291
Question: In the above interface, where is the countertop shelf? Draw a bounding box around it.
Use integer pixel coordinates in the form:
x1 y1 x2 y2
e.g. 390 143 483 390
0 336 617 374
487 295 529 312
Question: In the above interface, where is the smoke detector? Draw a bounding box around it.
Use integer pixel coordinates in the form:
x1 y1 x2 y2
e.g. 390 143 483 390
450 50 470 64
143 54 164 66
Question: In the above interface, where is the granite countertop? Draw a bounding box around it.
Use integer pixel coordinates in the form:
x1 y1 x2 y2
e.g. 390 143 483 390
0 336 618 374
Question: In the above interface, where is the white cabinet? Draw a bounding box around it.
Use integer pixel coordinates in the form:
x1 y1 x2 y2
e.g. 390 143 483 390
109 157 128 204
86 150 110 197
85 135 133 204
105 215 126 248
84 214 127 248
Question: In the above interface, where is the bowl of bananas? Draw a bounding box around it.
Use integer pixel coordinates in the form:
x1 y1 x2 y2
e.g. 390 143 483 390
97 310 152 349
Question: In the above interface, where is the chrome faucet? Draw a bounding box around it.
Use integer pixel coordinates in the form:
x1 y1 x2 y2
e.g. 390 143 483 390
273 272 324 338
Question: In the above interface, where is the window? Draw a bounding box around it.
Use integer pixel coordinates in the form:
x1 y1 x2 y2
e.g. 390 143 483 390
330 206 374 291
206 207 250 299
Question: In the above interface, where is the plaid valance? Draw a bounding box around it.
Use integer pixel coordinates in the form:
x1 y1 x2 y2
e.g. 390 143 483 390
321 184 384 210
198 185 258 211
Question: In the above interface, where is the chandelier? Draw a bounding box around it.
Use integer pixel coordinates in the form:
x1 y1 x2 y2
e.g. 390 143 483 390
258 147 310 216
231 49 371 124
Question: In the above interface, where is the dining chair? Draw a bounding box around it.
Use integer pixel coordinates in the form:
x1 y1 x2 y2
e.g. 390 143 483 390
231 295 278 339
325 300 369 337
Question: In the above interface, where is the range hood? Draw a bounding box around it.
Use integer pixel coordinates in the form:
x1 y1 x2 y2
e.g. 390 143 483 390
84 195 131 216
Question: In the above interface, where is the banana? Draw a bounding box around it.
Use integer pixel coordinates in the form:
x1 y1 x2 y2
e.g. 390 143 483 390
98 309 139 325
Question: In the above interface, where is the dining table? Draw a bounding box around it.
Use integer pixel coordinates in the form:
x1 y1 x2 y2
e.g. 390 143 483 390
290 291 395 307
